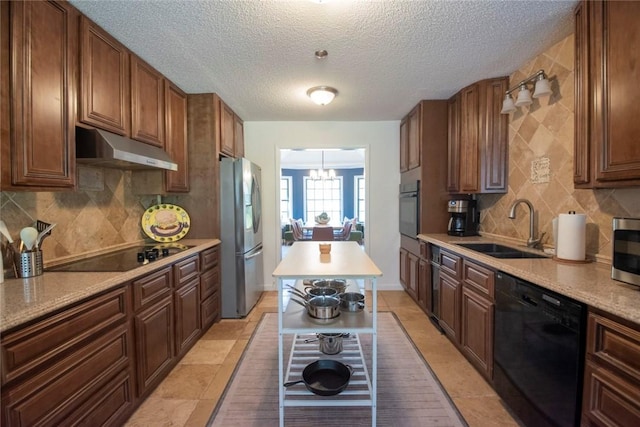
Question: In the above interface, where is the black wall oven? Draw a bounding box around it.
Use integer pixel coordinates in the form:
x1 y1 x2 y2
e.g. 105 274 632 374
399 181 419 238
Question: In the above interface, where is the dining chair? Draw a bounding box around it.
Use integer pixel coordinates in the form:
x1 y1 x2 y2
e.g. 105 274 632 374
311 226 334 241
334 221 352 240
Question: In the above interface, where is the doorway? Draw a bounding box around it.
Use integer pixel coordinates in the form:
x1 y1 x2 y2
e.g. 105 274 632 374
278 148 366 261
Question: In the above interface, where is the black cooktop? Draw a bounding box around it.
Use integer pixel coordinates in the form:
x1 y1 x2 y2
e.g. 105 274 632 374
46 243 193 272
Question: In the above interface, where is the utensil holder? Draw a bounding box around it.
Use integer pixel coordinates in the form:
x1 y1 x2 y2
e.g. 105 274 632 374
15 250 43 278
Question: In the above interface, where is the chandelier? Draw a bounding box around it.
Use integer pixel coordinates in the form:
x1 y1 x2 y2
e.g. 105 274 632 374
309 151 336 180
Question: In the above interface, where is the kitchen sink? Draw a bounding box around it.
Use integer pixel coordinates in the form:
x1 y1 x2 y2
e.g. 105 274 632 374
456 243 548 259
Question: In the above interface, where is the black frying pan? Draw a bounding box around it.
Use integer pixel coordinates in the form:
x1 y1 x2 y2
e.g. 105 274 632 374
284 359 353 396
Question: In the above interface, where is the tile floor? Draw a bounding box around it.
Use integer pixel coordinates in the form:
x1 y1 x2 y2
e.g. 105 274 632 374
125 291 519 426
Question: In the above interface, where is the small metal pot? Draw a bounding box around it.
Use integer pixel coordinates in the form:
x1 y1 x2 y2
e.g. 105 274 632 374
339 292 365 312
318 332 344 354
289 295 340 319
310 279 347 295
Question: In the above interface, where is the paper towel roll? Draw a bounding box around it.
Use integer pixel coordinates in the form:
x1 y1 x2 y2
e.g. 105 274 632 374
556 213 586 261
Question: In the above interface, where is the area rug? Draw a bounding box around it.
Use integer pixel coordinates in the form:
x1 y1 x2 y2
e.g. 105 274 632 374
208 312 467 427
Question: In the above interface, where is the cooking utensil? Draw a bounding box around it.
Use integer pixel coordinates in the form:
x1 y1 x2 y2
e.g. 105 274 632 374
0 220 14 243
284 360 353 396
288 295 340 320
35 223 56 248
20 227 38 251
339 292 366 312
310 279 347 295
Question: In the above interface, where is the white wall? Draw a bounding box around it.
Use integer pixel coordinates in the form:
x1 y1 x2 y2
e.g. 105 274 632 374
244 121 401 290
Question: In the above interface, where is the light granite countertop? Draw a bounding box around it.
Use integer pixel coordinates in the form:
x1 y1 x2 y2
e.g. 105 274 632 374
0 239 220 333
419 234 640 325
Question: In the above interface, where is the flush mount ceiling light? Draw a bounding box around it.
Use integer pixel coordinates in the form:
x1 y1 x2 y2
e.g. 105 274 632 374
307 86 338 106
500 69 552 114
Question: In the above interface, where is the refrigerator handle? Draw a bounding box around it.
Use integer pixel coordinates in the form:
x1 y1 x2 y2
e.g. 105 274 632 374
244 248 263 260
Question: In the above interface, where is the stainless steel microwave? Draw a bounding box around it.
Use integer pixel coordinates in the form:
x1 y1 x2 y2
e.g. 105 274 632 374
612 217 640 287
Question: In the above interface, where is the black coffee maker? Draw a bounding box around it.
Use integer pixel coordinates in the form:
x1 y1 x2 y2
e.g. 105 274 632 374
447 200 479 236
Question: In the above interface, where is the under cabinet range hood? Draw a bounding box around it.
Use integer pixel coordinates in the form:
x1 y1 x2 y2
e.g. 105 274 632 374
76 127 178 171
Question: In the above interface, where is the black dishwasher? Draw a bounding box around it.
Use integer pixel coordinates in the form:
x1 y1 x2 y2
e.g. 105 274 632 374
494 272 586 427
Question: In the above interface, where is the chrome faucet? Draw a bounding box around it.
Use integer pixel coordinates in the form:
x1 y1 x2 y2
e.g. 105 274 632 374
508 198 545 249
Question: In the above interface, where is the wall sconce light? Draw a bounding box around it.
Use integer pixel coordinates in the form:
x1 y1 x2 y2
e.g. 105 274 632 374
500 69 551 114
307 86 338 106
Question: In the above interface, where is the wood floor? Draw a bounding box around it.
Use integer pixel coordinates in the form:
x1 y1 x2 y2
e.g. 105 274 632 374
124 291 520 426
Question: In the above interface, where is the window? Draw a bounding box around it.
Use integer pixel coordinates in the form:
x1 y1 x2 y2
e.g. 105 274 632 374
280 176 292 224
304 177 343 223
355 175 365 221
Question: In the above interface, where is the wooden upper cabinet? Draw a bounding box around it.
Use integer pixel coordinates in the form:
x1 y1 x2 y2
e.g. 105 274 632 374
234 114 244 158
131 54 165 147
164 82 189 192
407 105 421 170
399 105 421 172
574 0 640 188
399 117 408 172
446 94 461 192
480 78 508 193
458 84 480 193
219 99 235 157
1 0 77 189
79 16 130 136
447 77 508 194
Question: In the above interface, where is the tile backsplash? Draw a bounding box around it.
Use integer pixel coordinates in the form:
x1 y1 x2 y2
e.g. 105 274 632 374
477 34 640 262
0 168 184 267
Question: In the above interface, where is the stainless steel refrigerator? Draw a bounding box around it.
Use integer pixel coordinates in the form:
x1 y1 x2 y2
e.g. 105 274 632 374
220 157 264 318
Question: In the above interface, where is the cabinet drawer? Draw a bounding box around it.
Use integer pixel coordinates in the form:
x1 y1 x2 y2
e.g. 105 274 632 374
462 260 495 299
587 312 640 383
174 255 199 288
200 246 220 272
583 360 640 427
1 286 129 385
200 266 220 300
132 267 172 311
2 324 133 427
440 250 461 278
201 292 220 329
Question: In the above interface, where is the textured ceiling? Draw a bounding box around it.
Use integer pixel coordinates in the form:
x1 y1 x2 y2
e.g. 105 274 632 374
69 0 577 121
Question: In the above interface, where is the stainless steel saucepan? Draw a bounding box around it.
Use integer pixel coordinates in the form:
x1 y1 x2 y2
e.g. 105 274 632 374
288 295 340 320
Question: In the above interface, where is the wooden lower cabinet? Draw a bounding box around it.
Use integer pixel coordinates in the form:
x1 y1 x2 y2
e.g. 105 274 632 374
439 272 461 342
1 287 134 426
418 258 430 313
175 278 201 357
134 295 175 397
406 252 419 302
399 248 408 289
460 285 494 379
582 310 640 426
1 245 223 424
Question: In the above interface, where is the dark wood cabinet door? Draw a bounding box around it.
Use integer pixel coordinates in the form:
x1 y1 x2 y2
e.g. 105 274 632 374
446 94 461 192
480 78 508 193
461 286 494 379
575 0 640 187
79 16 130 136
459 84 480 193
234 114 244 158
175 279 201 357
399 117 409 172
164 81 189 192
439 272 460 344
407 105 421 170
399 248 408 288
134 296 174 397
574 1 591 186
406 252 419 301
219 99 235 157
130 54 164 147
418 258 430 313
3 0 77 189
592 1 640 185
